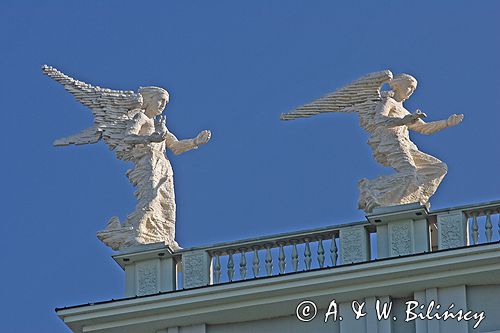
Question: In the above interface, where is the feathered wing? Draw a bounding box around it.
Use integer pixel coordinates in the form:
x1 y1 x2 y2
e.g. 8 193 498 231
53 126 102 146
42 65 143 152
280 70 393 130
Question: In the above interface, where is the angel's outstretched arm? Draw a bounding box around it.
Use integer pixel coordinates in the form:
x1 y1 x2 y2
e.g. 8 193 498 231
408 114 464 135
165 130 211 155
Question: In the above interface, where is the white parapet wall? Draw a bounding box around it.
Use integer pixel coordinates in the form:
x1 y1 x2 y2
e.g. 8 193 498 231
56 200 500 333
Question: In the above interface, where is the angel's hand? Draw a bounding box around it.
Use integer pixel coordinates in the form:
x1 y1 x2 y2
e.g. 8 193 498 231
155 116 168 137
194 130 211 146
446 114 464 127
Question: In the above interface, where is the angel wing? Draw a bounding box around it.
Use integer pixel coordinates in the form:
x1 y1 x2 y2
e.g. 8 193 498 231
280 70 393 132
42 65 143 153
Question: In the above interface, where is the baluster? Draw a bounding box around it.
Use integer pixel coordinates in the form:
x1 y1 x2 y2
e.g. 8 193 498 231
317 237 325 268
291 242 299 272
472 213 479 245
214 253 221 284
252 247 260 278
265 245 273 276
227 250 235 282
485 212 493 242
239 248 247 280
330 234 338 266
304 238 312 270
278 243 286 274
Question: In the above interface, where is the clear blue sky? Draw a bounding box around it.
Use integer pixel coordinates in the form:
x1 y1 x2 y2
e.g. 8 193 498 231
1 1 499 332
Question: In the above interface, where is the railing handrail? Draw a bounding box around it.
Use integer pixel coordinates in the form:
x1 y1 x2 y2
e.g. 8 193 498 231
176 220 370 256
429 199 500 217
176 199 500 290
175 199 500 257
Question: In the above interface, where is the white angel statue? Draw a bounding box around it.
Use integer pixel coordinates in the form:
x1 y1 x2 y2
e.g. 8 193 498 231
43 65 211 250
281 71 463 213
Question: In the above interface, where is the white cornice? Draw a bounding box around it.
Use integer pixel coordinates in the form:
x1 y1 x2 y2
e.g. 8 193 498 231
58 243 500 333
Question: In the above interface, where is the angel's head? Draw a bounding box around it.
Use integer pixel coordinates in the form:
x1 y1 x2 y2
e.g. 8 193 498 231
390 74 417 102
139 86 170 118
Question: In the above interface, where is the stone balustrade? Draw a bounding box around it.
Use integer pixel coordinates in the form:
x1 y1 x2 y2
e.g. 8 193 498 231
113 200 500 296
181 221 372 287
434 200 500 250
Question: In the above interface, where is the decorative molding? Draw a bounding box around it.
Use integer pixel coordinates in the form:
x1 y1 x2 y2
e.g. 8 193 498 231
389 221 413 256
340 226 368 264
135 260 160 296
438 212 468 249
182 251 212 289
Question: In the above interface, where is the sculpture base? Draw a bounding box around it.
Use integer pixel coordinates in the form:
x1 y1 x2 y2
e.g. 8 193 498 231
370 201 430 217
366 202 430 258
112 242 179 297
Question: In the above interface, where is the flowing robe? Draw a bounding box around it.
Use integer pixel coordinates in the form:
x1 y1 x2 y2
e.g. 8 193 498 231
358 96 448 212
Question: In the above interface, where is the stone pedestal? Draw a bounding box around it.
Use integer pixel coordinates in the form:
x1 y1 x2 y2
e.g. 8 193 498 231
112 243 178 297
367 203 430 259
